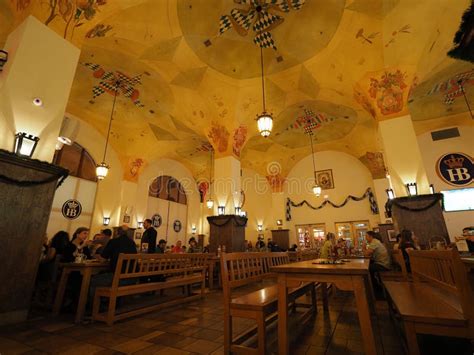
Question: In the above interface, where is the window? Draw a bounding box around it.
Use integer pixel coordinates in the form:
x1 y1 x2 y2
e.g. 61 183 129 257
295 223 326 249
335 220 370 249
149 176 187 205
52 142 97 182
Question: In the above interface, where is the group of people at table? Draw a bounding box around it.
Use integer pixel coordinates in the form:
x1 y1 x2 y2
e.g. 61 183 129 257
36 218 202 312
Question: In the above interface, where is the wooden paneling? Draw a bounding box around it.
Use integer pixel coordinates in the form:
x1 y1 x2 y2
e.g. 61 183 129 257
271 229 290 250
207 215 247 253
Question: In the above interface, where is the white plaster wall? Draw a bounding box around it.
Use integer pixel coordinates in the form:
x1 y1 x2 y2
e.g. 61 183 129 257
417 125 474 240
284 151 381 245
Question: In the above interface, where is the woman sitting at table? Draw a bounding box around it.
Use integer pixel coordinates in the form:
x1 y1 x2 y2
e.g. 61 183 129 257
63 227 92 263
320 233 335 258
363 231 391 296
399 229 416 272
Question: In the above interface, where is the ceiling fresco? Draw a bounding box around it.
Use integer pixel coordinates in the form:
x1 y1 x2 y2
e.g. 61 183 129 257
1 0 474 184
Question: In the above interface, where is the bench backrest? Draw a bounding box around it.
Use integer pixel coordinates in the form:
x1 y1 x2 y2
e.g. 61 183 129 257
288 250 319 262
111 253 209 289
408 249 472 320
391 249 408 279
220 252 289 301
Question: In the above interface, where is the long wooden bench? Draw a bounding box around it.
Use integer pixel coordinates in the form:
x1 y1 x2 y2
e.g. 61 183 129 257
92 253 209 325
221 252 316 354
380 249 411 282
383 249 474 355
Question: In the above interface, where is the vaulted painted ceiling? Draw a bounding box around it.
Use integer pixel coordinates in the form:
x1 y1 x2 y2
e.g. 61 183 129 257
1 0 472 183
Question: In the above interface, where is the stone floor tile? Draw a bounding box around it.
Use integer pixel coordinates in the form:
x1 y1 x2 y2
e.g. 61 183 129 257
182 339 221 354
110 339 153 354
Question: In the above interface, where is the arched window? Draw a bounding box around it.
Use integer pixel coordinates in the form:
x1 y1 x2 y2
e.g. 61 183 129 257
148 175 187 205
53 142 97 182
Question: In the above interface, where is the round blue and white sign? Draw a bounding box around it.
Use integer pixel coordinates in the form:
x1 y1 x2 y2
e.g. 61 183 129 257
173 220 182 233
152 214 162 228
436 152 473 187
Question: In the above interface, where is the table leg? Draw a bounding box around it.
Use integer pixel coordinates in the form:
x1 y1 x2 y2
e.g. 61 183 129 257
53 269 69 316
353 276 377 355
75 268 92 324
321 282 329 310
364 275 377 316
277 274 289 355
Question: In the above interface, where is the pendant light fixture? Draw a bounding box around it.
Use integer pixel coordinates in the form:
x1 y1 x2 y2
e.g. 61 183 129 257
96 80 120 180
307 126 321 196
255 37 273 137
206 148 214 209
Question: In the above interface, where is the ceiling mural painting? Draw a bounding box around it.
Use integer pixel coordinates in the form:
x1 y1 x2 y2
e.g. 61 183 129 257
359 152 386 179
354 67 417 121
409 62 474 121
1 0 473 184
177 0 345 79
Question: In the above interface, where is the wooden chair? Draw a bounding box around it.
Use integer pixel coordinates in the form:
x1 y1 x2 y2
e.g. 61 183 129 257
380 249 410 282
92 253 209 325
221 252 316 354
384 249 474 355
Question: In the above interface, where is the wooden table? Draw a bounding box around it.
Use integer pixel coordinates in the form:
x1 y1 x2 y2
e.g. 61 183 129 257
53 261 109 323
272 259 377 355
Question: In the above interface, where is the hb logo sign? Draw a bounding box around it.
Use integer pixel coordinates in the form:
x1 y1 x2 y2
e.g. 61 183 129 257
437 153 473 186
61 199 82 220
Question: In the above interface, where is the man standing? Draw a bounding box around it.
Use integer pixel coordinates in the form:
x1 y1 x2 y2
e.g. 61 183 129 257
141 219 157 253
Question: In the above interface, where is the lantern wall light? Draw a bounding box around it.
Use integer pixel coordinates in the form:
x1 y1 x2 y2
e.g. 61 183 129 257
386 188 395 200
235 206 241 215
218 206 225 216
103 217 110 226
14 132 40 157
406 182 418 196
429 184 435 194
137 221 144 229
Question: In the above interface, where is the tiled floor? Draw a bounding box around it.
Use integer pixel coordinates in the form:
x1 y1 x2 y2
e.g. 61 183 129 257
0 286 467 354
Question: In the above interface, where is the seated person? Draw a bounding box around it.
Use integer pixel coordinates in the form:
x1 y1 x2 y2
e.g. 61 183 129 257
92 228 112 256
288 244 298 252
398 229 416 272
63 227 92 262
89 226 137 301
320 233 335 258
156 239 167 253
363 231 391 295
172 241 183 253
187 237 202 253
463 226 474 252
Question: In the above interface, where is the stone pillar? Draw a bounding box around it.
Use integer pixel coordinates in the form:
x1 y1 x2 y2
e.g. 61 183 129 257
213 156 241 215
0 150 68 325
0 16 80 162
379 115 430 196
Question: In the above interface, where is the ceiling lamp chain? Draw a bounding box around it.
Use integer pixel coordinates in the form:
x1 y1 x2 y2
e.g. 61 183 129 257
256 27 273 137
308 129 321 196
206 148 214 209
458 79 474 120
96 80 120 181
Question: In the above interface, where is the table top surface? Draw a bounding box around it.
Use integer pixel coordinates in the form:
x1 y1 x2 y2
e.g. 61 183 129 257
461 256 474 265
271 258 370 275
60 260 109 268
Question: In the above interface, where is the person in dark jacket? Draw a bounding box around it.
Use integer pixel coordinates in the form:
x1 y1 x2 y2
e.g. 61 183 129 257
141 219 157 253
89 228 137 300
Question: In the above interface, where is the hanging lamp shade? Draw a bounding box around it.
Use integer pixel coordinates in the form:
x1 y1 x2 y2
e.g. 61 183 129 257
312 185 322 196
96 162 109 180
206 198 214 209
257 112 273 137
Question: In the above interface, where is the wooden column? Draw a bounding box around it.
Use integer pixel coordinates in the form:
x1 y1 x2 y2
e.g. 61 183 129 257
207 215 247 253
0 149 68 325
271 229 290 250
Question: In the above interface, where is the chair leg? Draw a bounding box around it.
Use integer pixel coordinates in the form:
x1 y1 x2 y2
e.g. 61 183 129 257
223 310 232 354
404 321 420 355
321 282 329 311
106 296 116 326
311 283 317 314
257 313 266 355
92 293 101 320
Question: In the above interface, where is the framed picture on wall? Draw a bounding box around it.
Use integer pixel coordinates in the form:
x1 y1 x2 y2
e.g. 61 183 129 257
316 169 335 190
135 232 142 240
387 229 397 242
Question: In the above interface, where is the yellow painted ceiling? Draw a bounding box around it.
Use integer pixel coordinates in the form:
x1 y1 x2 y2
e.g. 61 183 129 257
1 0 473 182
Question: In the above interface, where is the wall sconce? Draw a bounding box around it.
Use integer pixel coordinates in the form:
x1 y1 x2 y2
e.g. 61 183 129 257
406 183 418 196
14 132 40 157
218 206 225 216
257 224 263 232
276 219 282 226
191 225 197 234
429 184 435 194
240 211 247 218
103 217 110 226
206 198 214 209
234 206 241 215
0 50 8 71
137 221 144 229
385 188 395 200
